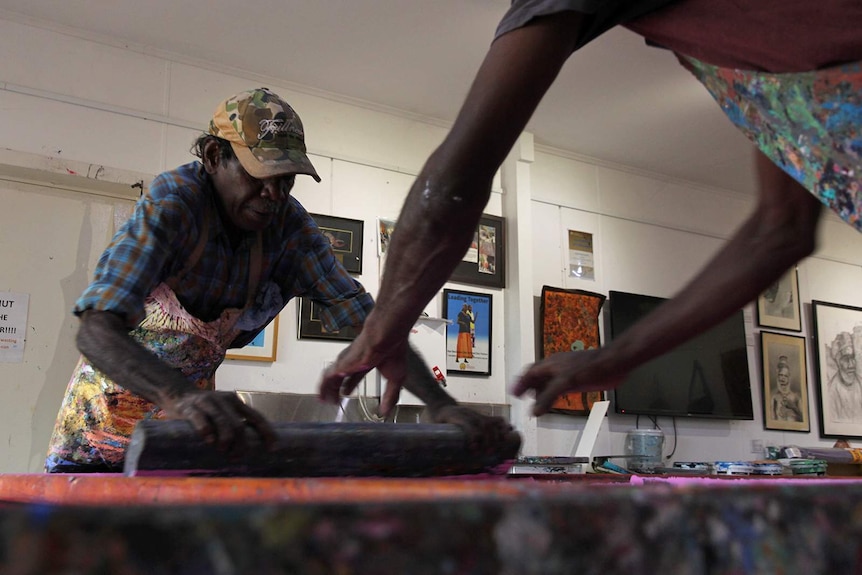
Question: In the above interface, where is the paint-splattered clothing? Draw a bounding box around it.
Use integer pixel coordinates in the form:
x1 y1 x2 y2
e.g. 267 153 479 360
497 0 862 231
45 190 265 473
45 163 373 472
680 58 862 231
45 282 250 473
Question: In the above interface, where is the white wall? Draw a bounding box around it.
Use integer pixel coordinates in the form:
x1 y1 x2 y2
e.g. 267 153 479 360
526 147 862 463
0 16 859 472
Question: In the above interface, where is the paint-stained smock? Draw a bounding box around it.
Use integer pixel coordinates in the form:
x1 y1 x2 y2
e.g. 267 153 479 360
45 162 373 472
497 0 862 230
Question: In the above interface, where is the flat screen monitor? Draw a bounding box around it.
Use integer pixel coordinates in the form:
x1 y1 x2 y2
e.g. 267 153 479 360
608 290 754 420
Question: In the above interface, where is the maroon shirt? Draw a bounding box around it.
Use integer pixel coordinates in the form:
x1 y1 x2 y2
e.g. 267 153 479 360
496 0 862 73
625 0 862 72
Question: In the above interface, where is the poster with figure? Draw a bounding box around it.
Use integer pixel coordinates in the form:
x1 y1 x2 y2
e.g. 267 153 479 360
813 301 862 438
443 289 492 376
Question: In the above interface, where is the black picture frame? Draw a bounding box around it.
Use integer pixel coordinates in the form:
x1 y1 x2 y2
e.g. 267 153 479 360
310 213 364 275
296 296 359 341
442 289 492 376
448 214 505 289
760 330 810 432
756 267 802 332
812 300 862 438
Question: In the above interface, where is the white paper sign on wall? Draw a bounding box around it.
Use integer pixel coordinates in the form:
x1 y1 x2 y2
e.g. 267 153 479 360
0 292 30 363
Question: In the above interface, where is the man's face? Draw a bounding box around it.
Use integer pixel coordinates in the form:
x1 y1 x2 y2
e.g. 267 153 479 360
837 351 857 385
210 155 295 232
777 367 791 396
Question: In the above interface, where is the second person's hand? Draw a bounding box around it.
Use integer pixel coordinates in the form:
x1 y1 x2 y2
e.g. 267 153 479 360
512 348 625 416
318 330 409 417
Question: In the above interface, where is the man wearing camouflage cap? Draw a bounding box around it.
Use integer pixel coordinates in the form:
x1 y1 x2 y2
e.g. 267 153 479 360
45 88 504 473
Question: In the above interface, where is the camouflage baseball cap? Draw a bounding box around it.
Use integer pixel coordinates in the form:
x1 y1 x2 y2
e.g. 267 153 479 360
209 87 321 182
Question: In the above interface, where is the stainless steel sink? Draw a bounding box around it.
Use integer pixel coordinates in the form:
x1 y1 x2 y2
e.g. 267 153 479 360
235 391 510 424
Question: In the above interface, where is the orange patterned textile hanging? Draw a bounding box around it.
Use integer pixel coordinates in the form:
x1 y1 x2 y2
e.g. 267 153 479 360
539 286 606 415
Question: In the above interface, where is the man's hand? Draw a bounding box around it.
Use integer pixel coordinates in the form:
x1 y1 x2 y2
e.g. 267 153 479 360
430 404 515 452
161 389 277 455
318 330 409 417
512 348 625 416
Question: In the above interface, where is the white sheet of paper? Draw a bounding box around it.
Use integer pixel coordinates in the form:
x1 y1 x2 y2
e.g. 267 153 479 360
573 400 610 458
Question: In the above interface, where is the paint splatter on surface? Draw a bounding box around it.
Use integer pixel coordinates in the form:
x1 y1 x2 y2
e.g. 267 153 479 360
1 474 862 573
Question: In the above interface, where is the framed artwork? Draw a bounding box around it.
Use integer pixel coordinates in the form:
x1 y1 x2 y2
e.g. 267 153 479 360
760 331 809 432
448 214 506 289
225 316 279 362
539 286 606 415
310 213 364 274
443 289 492 376
568 230 595 281
756 267 801 331
812 300 862 438
296 296 359 341
377 217 396 257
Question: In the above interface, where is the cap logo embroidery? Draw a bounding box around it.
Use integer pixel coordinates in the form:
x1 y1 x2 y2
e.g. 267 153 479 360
258 118 302 141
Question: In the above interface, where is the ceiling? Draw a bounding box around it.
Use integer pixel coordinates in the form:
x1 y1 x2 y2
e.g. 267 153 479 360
0 0 758 195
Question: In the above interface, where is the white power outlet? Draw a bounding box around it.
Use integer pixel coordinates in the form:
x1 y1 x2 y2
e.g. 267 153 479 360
751 439 764 454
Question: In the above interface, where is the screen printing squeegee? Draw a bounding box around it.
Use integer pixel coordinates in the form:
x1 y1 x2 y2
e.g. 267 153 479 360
123 420 522 478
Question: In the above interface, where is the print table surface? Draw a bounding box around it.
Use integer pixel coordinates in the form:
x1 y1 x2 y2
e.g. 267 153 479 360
1 473 862 573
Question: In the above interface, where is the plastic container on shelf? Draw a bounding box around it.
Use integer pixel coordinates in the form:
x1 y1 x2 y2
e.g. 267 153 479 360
624 429 664 473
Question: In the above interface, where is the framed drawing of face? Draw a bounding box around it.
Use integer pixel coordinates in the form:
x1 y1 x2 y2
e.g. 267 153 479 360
812 300 862 438
756 267 801 332
760 331 809 432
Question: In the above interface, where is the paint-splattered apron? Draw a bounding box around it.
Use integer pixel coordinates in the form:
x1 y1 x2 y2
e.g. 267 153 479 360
45 205 263 473
681 57 862 231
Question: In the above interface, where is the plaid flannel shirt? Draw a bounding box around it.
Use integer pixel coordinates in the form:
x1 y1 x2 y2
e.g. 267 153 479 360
75 162 373 346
